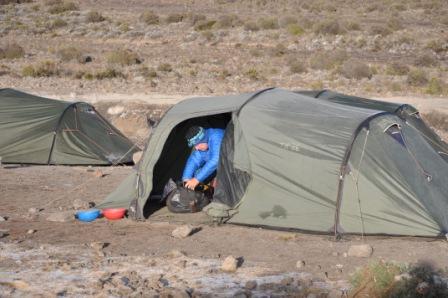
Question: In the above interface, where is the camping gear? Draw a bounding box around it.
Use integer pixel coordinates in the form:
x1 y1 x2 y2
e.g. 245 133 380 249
98 88 448 237
0 88 139 165
76 209 101 222
102 208 126 220
166 181 212 213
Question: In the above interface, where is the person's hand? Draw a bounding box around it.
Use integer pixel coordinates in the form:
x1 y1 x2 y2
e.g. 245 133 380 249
185 178 200 190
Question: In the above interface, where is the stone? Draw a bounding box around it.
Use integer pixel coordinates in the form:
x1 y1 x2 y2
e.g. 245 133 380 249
79 55 93 63
0 216 6 221
221 255 238 272
347 244 373 258
166 249 187 258
394 273 411 281
72 199 90 210
281 277 294 286
132 151 143 164
171 225 197 239
27 229 36 234
28 207 40 214
244 280 257 290
46 211 75 222
296 260 306 269
0 230 9 238
416 281 429 295
93 169 104 178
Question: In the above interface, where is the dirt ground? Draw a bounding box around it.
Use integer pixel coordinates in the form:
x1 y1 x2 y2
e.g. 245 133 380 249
1 163 448 297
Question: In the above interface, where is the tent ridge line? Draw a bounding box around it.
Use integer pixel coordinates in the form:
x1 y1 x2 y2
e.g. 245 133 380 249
46 101 84 165
236 87 276 116
333 111 392 237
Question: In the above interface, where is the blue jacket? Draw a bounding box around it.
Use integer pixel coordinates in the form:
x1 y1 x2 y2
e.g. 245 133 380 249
182 128 225 182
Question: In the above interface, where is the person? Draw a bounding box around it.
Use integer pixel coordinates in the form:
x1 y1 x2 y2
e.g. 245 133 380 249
182 125 225 190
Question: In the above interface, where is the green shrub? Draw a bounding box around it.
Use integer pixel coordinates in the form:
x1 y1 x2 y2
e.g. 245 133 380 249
93 68 123 80
287 24 304 36
309 50 347 70
407 69 428 86
165 13 184 24
386 62 410 76
47 1 78 14
21 60 58 77
140 10 159 25
57 46 82 62
194 20 216 31
86 11 105 23
0 43 25 59
157 63 172 72
245 68 261 80
50 18 67 28
244 21 260 31
106 50 140 66
313 19 345 35
426 78 446 95
289 60 306 74
339 59 373 79
414 53 439 67
258 17 279 30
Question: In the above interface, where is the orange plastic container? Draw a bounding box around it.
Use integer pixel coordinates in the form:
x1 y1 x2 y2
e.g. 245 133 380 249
102 208 126 220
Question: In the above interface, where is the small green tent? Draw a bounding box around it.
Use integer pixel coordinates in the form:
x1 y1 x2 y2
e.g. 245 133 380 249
296 90 448 163
99 88 448 236
0 88 138 165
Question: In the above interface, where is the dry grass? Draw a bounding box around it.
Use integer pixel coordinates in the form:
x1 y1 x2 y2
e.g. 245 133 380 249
57 46 82 62
194 20 216 31
309 50 347 70
165 13 184 24
407 69 429 86
140 10 159 25
157 63 173 72
386 62 410 76
86 11 105 23
289 60 306 74
47 1 78 14
313 19 345 35
423 110 448 132
339 59 373 80
106 50 140 66
0 43 25 59
21 60 58 77
414 53 439 67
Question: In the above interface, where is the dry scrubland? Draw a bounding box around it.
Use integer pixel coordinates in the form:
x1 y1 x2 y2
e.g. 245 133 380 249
0 0 447 97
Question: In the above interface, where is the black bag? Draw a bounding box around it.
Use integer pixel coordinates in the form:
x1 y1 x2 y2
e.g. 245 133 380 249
165 180 212 213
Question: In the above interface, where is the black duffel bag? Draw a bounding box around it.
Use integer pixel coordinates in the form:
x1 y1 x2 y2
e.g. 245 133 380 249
164 179 212 213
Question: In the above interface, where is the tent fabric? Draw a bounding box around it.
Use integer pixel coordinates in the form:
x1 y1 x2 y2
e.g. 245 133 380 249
0 88 138 165
296 90 448 163
100 88 448 236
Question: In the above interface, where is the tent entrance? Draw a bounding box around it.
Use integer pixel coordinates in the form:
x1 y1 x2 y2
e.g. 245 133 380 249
144 113 231 217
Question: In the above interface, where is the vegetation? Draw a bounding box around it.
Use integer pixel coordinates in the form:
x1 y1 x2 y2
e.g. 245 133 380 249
57 46 82 62
313 19 345 35
287 24 304 36
0 44 25 59
22 60 58 77
165 13 184 24
47 1 78 14
339 59 373 80
140 10 159 25
407 69 429 86
157 63 173 72
309 50 347 70
194 20 216 31
106 50 140 66
86 11 105 23
289 60 306 74
386 62 410 76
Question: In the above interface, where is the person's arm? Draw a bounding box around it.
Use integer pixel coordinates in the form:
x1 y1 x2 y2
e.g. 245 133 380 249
182 150 203 181
194 130 224 182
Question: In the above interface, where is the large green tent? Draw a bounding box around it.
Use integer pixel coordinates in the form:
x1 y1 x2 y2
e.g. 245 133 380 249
0 88 138 165
296 90 448 163
99 88 448 236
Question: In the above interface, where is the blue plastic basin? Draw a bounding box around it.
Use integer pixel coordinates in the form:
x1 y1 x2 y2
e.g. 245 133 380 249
76 209 101 222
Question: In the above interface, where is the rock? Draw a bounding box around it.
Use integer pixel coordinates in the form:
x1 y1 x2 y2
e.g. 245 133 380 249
46 211 74 222
281 277 294 286
166 249 187 258
93 169 104 178
342 252 348 258
133 76 145 83
0 230 9 238
394 273 411 281
27 229 36 234
1 280 30 290
244 280 257 290
221 255 238 272
296 260 306 269
335 264 343 269
28 207 41 214
347 244 373 258
132 151 143 164
79 55 93 63
72 199 90 210
416 281 429 295
158 277 169 287
0 216 6 221
171 225 198 239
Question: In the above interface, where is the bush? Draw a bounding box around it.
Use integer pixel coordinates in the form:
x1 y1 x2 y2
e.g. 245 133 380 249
245 68 261 80
86 11 105 23
387 18 403 31
93 68 123 80
106 50 140 66
258 17 279 30
188 14 206 26
165 13 184 24
279 16 297 28
140 67 157 79
215 14 241 28
194 20 216 31
407 69 428 86
47 1 78 14
140 10 159 25
309 50 347 70
57 46 82 62
0 43 25 59
423 111 448 132
287 24 304 36
157 63 172 72
339 59 373 79
289 60 306 74
313 19 345 35
244 21 260 31
414 53 439 67
370 25 392 36
272 43 287 57
50 18 67 28
386 62 410 76
21 60 58 77
426 78 447 95
346 21 361 31
426 40 447 54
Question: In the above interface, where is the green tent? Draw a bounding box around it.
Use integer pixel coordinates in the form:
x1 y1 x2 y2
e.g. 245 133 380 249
296 90 448 163
0 88 138 165
99 88 448 236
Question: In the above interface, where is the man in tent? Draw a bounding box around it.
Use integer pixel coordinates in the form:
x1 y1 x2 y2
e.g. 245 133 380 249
182 126 225 190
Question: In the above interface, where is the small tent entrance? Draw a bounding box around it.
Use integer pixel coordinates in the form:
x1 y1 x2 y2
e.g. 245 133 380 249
143 113 231 216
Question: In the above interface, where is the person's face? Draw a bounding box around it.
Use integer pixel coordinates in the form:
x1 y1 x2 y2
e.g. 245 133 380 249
194 143 208 151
